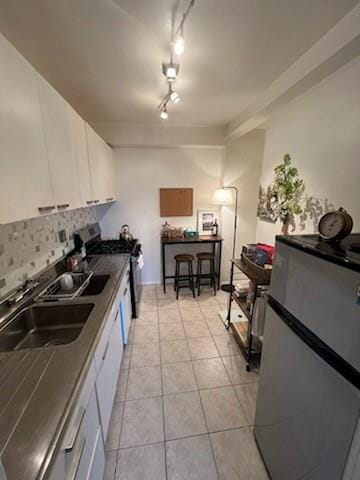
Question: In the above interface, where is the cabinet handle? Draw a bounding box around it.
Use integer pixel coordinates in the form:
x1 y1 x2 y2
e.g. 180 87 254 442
38 206 55 213
64 406 86 453
86 200 94 205
123 288 128 296
94 200 100 204
67 437 86 480
102 341 110 361
114 310 119 323
106 197 114 202
57 203 70 209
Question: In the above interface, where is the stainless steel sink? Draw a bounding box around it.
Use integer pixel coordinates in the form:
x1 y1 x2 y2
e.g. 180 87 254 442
80 275 110 296
0 303 94 352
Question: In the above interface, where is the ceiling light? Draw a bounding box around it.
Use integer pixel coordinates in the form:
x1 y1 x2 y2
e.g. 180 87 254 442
170 91 180 104
160 107 168 120
173 33 185 56
162 62 179 82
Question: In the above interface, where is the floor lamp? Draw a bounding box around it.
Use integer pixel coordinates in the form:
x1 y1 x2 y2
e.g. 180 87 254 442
213 186 240 324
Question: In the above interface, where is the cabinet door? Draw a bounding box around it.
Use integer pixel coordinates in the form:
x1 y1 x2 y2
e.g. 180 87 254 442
104 143 116 202
38 75 81 211
0 33 53 223
68 107 93 207
86 124 103 204
96 311 123 440
87 427 105 480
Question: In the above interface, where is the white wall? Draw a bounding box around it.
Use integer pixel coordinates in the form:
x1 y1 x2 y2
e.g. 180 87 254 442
97 147 223 284
256 56 360 245
220 130 265 281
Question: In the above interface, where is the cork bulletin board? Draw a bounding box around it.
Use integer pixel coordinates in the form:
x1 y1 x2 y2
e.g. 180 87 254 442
159 188 193 217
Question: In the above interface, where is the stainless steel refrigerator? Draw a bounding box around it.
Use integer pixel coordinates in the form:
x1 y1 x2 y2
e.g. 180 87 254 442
254 234 360 480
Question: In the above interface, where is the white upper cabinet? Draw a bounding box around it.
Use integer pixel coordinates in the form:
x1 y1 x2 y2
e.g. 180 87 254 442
68 106 93 207
0 33 53 223
86 124 116 205
37 75 81 211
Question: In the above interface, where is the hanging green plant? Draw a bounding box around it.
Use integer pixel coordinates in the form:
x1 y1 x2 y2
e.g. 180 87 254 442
271 154 305 234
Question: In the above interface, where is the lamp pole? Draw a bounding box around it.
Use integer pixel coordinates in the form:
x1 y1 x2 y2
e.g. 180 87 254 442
223 186 238 260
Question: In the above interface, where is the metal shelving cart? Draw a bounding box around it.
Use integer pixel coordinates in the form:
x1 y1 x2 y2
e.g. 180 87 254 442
226 256 271 371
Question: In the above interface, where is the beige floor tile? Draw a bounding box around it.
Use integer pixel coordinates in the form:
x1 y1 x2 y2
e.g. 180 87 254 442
200 305 222 319
192 357 231 389
160 340 191 364
106 401 124 451
222 355 259 385
206 318 231 336
126 365 162 400
183 320 211 338
187 336 219 360
163 391 207 440
213 334 241 356
200 386 248 432
210 428 268 480
197 295 218 307
115 369 128 402
116 443 166 480
177 296 198 308
131 326 159 344
158 297 180 310
162 361 197 395
159 322 185 341
135 311 158 325
104 451 117 480
139 301 157 313
158 309 182 324
130 342 160 368
120 397 164 448
121 346 131 370
166 435 218 480
234 382 259 426
180 307 204 322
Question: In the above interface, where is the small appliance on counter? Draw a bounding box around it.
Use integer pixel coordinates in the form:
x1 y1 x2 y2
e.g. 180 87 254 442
119 224 134 242
76 223 142 317
184 226 197 238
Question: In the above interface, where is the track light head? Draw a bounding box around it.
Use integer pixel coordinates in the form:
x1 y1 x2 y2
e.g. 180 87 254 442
162 62 179 82
160 106 168 120
173 33 185 56
170 90 180 104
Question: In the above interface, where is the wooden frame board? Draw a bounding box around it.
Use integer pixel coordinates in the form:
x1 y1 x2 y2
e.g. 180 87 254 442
160 188 193 217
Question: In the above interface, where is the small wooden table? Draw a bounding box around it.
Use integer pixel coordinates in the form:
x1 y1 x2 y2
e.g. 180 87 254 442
161 235 223 293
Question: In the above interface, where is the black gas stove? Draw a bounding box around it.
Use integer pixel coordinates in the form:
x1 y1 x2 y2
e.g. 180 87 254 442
76 224 142 317
88 239 140 256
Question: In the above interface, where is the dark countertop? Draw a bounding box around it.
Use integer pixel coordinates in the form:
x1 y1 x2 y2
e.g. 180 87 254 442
276 233 360 273
161 235 223 244
0 254 129 480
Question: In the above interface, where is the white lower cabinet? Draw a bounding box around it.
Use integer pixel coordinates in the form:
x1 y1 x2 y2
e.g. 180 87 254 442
48 273 126 480
95 311 123 442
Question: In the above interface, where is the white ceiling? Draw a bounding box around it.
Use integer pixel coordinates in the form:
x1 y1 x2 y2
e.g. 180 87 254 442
0 0 358 126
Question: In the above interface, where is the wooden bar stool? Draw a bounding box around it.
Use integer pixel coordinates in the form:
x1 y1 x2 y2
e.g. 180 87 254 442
196 252 217 296
174 254 196 299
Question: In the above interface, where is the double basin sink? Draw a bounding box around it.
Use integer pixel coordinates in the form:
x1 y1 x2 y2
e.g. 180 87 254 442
0 274 110 353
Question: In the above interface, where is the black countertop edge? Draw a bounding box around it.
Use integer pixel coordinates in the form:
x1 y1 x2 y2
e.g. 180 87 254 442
276 235 360 273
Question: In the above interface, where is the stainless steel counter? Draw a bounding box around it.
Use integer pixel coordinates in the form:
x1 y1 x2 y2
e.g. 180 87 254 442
0 254 130 480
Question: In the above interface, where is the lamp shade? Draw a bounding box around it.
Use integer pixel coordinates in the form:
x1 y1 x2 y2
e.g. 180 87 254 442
213 188 234 206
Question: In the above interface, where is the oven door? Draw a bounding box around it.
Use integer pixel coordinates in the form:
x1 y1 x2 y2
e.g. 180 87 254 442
130 253 142 317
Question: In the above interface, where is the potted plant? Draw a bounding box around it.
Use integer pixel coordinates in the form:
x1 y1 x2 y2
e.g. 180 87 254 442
271 154 305 235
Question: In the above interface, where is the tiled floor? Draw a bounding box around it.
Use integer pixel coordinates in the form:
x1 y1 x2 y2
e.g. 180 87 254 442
104 285 268 480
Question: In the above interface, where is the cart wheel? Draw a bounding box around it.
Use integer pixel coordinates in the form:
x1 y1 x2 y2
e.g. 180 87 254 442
246 364 250 372
225 324 230 330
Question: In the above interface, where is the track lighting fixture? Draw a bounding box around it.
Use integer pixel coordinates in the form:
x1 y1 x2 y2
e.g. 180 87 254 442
162 62 179 82
157 0 195 118
160 106 168 120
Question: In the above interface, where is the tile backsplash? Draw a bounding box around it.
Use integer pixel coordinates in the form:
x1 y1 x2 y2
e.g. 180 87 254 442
0 207 97 298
